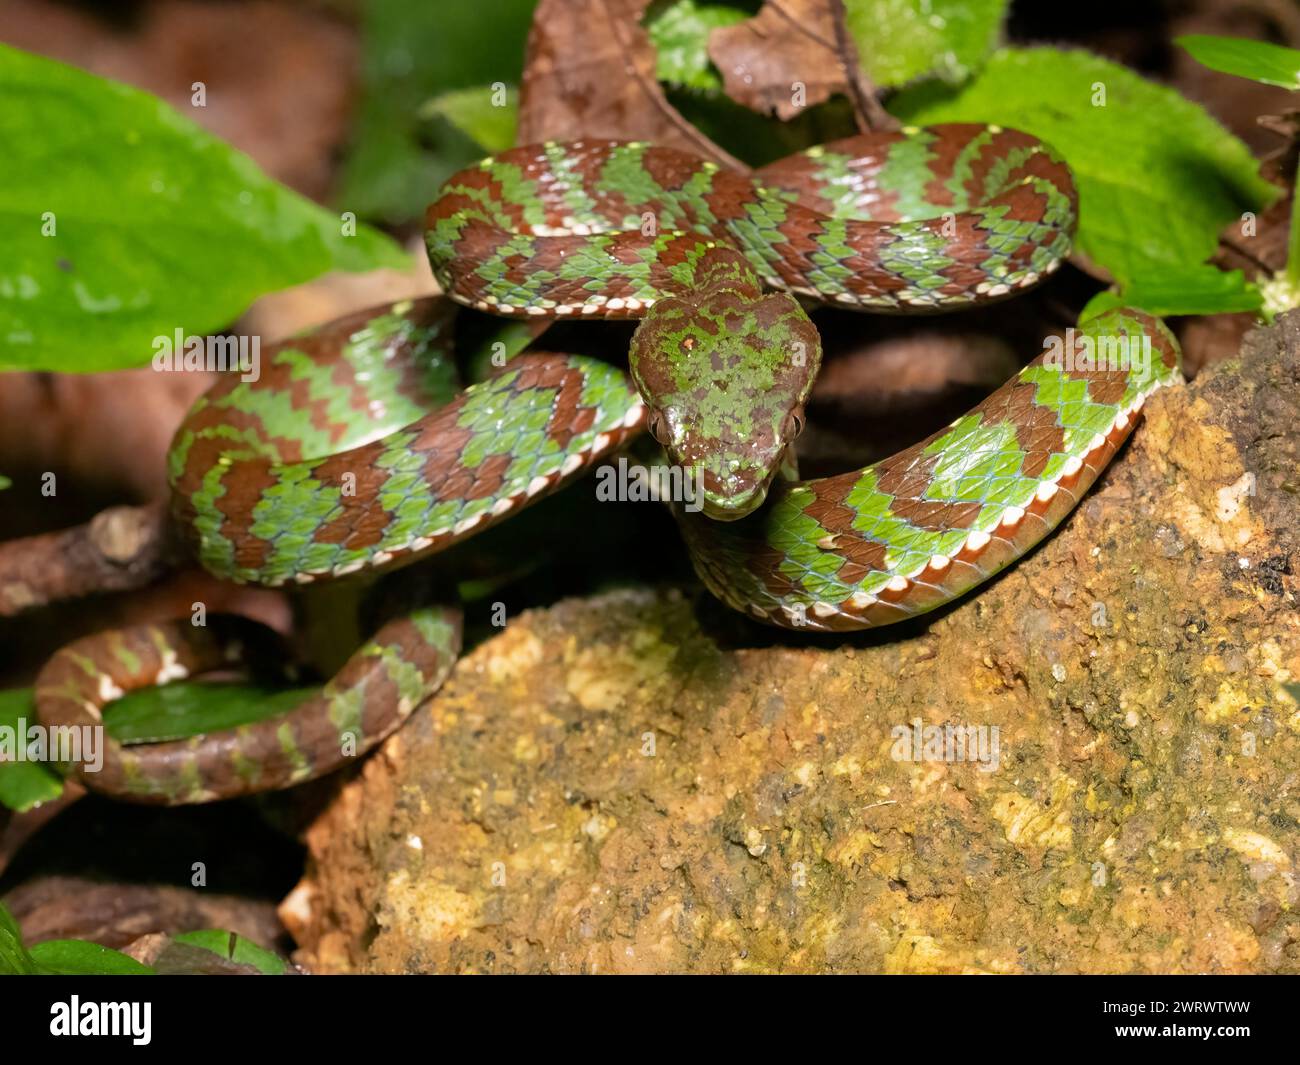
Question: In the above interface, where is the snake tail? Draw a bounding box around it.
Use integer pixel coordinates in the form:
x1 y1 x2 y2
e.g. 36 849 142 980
33 608 461 804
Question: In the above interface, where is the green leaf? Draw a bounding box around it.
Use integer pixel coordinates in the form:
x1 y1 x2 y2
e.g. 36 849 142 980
421 86 519 154
1082 266 1262 321
0 902 152 975
846 0 1007 88
0 902 37 974
29 939 154 975
172 930 287 975
645 0 750 91
103 681 320 744
891 47 1277 317
0 44 406 373
0 688 64 813
1178 35 1300 91
338 0 536 224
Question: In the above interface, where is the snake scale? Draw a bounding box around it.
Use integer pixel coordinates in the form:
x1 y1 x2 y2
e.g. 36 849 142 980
35 124 1182 803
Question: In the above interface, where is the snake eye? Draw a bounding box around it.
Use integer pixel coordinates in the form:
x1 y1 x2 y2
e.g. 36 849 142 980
648 410 671 445
782 408 806 439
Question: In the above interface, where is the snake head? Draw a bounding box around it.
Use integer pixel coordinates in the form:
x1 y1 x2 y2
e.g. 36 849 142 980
629 273 821 521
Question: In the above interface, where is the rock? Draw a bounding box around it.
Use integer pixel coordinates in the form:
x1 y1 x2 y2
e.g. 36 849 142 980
285 314 1300 973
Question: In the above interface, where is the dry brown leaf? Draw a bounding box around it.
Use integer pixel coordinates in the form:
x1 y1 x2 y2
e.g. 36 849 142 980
0 370 214 503
710 0 842 119
708 0 889 127
518 0 745 169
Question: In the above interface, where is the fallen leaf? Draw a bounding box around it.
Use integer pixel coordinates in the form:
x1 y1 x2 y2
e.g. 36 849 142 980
709 0 850 120
518 0 745 168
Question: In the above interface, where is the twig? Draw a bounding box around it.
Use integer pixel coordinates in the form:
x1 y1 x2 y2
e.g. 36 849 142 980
0 503 174 616
1220 232 1277 275
601 0 749 171
826 0 897 132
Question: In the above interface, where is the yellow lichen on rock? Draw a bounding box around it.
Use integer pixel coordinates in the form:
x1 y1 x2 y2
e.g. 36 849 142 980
1221 827 1291 868
991 777 1078 852
382 869 482 943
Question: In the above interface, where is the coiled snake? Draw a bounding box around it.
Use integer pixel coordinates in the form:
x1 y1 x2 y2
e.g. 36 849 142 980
35 125 1182 803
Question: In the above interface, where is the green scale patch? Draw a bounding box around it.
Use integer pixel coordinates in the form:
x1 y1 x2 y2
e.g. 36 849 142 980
170 306 458 580
428 131 1080 318
189 356 640 585
874 223 959 297
871 128 944 221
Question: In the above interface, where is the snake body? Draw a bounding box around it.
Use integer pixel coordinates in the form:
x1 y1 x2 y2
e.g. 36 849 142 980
35 301 643 803
425 125 1076 314
34 608 460 803
35 126 1182 802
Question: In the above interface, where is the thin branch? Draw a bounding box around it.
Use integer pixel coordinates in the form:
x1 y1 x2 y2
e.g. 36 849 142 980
826 0 897 132
0 503 174 616
1220 232 1276 275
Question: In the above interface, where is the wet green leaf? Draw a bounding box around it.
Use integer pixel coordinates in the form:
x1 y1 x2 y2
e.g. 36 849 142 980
0 688 64 813
846 0 1007 88
0 44 407 372
0 903 36 974
1178 35 1300 90
29 939 154 975
421 86 519 153
891 47 1276 316
646 0 750 91
1082 267 1262 320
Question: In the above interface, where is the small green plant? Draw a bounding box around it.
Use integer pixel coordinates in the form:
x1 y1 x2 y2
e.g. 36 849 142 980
0 900 287 975
0 901 151 974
